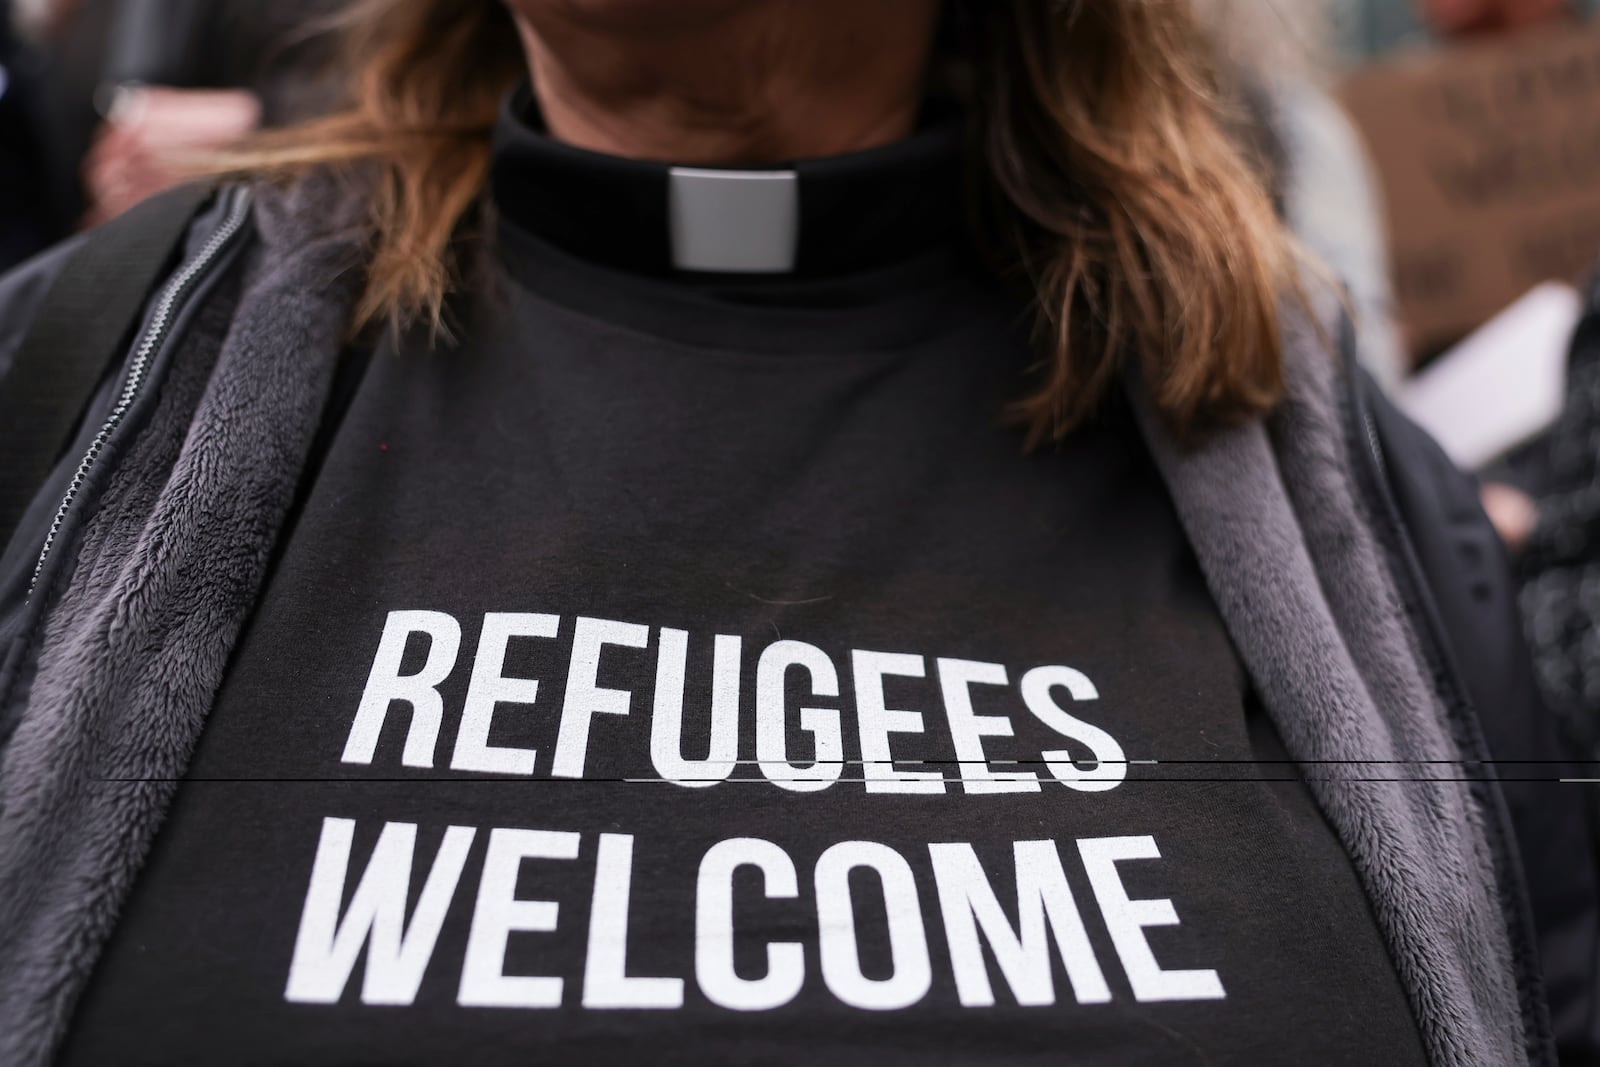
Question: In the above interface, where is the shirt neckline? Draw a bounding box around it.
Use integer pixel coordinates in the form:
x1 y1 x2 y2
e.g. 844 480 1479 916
488 85 989 355
490 85 970 281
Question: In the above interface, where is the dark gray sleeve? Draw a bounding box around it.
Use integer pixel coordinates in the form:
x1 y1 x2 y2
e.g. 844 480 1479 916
0 237 83 387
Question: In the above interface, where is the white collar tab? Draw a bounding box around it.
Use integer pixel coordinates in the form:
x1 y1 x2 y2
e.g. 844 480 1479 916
667 167 800 274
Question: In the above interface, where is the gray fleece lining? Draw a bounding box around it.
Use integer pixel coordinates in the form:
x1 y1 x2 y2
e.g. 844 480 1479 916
1127 289 1523 1066
0 177 364 1067
0 177 1525 1066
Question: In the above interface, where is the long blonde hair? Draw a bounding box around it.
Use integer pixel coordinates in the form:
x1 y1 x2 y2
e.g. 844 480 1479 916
233 0 1297 442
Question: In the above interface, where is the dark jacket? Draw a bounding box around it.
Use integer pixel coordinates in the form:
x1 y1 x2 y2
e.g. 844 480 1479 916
0 184 1595 1065
1370 377 1600 1065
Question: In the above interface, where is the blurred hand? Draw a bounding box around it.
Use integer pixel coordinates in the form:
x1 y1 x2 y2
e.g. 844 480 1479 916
1481 481 1539 553
82 86 261 227
1418 0 1573 36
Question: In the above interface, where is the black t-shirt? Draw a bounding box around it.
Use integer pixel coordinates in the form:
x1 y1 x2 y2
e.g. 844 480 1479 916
61 96 1428 1065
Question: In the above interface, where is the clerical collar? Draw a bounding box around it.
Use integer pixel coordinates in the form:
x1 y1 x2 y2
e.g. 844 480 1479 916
490 86 968 280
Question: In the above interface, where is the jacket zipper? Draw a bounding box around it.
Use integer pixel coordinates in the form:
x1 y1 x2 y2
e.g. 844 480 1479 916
27 187 253 599
1342 335 1556 1066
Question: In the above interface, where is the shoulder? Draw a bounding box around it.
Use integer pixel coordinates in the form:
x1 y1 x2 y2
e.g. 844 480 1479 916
0 184 258 568
0 183 270 394
0 238 86 389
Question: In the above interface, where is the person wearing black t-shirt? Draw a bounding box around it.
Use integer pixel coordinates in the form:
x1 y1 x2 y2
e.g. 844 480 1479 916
0 2 1595 1065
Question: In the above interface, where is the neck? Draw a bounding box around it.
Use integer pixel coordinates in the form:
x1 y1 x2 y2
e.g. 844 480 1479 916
512 0 941 165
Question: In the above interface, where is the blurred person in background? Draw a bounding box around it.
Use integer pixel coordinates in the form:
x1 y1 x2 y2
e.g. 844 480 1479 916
3 0 336 241
0 0 59 268
1343 0 1600 768
0 2 1595 1066
2 0 114 259
1198 0 1408 390
1335 0 1592 56
80 0 339 224
1417 0 1580 35
1519 271 1600 761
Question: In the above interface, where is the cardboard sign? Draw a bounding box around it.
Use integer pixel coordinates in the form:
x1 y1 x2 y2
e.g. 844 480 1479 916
1340 21 1600 358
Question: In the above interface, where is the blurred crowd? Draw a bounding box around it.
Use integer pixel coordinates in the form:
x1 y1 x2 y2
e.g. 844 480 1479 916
1 0 1599 754
0 0 333 264
1254 0 1600 766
